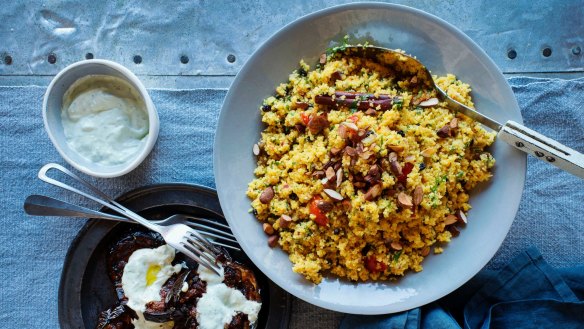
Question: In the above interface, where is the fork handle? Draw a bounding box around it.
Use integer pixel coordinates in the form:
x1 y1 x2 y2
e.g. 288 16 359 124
24 194 130 222
499 120 584 178
37 163 160 231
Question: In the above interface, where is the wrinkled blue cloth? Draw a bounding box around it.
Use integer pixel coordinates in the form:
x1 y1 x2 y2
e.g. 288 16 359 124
1 77 584 328
341 248 584 329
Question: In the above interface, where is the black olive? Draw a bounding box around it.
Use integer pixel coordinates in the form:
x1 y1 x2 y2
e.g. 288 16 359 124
397 130 405 137
261 105 272 112
333 228 340 234
252 208 258 216
419 163 426 171
298 68 307 77
284 126 291 134
289 193 298 200
365 130 374 137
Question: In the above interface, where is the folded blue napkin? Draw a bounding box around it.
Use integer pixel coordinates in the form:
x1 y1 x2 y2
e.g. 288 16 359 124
340 247 584 329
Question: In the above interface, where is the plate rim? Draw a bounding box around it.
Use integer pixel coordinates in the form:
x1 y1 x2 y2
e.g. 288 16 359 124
214 2 526 315
57 182 291 329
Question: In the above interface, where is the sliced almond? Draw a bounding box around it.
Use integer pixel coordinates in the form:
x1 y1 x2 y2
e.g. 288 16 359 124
388 144 405 153
320 177 329 185
263 223 275 235
450 117 459 129
444 214 458 226
404 155 416 162
324 189 343 201
259 187 274 204
326 166 336 180
338 124 349 139
390 159 403 177
252 143 260 156
421 246 431 257
359 151 373 160
397 192 413 208
419 97 439 107
413 185 424 206
456 209 468 224
344 146 357 157
437 125 451 138
316 200 334 212
319 53 327 65
421 147 436 158
388 151 398 163
330 147 342 155
336 168 343 187
341 121 359 131
364 184 382 201
267 235 279 248
312 170 325 179
279 215 293 228
390 241 403 251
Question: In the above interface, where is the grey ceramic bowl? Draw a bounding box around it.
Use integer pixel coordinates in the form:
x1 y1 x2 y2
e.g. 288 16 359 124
214 2 526 314
43 59 159 178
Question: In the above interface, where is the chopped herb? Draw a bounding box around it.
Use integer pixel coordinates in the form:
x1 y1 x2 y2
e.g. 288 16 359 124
393 250 403 263
326 35 351 55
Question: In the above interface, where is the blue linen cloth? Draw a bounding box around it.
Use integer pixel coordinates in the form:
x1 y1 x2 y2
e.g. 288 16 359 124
0 77 583 328
341 248 584 328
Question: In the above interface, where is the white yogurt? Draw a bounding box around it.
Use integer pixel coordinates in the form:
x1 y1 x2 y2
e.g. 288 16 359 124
61 75 149 166
122 245 182 329
196 265 262 329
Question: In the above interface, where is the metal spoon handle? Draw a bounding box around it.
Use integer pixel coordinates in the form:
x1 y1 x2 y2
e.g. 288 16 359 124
38 163 159 231
24 194 130 222
499 121 584 178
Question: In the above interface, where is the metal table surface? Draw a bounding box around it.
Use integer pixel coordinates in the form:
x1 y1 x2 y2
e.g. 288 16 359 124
1 1 582 328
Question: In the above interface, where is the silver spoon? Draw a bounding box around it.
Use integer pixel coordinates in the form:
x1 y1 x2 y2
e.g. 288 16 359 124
340 46 584 179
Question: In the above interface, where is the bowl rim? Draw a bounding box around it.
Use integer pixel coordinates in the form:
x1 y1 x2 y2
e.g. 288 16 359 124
214 1 526 314
42 59 159 178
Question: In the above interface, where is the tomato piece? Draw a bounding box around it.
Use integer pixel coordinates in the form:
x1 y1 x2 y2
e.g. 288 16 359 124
348 114 359 122
365 256 387 273
309 196 328 226
398 162 414 184
300 112 311 125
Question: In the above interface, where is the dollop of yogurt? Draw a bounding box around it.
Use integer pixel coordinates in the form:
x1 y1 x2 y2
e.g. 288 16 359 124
196 265 262 329
122 245 182 329
61 75 149 166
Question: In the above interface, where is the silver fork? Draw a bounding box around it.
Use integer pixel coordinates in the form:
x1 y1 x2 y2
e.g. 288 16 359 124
23 194 240 251
38 163 223 275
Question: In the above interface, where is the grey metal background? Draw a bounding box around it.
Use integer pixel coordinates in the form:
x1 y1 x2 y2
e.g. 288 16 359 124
1 0 583 88
0 1 582 328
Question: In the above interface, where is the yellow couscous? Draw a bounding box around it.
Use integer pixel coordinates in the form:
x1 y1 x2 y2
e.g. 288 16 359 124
246 48 496 284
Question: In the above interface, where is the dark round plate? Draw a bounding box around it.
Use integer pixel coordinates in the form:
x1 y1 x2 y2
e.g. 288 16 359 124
58 183 291 329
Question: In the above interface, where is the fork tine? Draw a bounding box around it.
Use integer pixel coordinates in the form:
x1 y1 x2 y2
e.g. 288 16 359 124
178 243 221 276
188 223 236 239
209 240 241 252
188 229 222 255
184 237 218 265
182 216 234 232
195 229 239 245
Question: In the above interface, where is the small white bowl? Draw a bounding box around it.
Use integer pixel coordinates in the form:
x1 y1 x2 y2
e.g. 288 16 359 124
43 59 159 178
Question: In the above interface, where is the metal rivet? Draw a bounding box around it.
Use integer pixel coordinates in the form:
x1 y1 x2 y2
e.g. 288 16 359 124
48 53 57 64
573 46 582 55
227 54 236 63
542 47 552 57
534 151 544 157
545 156 555 162
85 52 94 60
507 49 517 59
180 55 189 64
133 55 142 64
4 55 12 65
515 141 524 148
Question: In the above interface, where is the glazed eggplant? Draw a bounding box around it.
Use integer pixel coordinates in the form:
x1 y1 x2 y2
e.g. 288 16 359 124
96 304 134 329
96 229 261 329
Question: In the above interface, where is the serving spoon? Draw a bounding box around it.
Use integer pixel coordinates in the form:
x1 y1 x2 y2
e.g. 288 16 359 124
340 46 584 179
